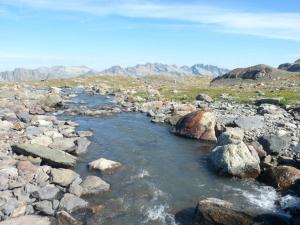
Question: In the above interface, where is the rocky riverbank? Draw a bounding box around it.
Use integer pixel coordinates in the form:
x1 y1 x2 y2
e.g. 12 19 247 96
0 81 300 224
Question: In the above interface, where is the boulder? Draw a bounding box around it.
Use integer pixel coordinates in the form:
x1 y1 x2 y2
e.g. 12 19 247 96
234 116 264 130
41 94 63 108
209 142 260 179
260 166 300 190
31 185 60 200
88 158 122 173
50 168 79 187
258 135 290 155
81 176 110 195
255 98 282 106
59 193 88 213
12 144 77 168
195 94 213 103
193 198 254 225
172 110 217 142
75 137 91 155
193 198 289 225
34 200 54 216
49 138 76 153
0 215 51 225
217 127 244 146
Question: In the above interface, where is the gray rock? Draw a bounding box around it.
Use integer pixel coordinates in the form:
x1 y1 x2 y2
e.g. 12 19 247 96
12 144 77 168
16 112 32 123
258 135 290 155
81 176 110 195
255 98 282 105
59 193 88 213
49 138 76 153
69 183 83 197
50 168 79 187
77 131 93 137
195 94 213 103
75 137 91 155
209 141 260 178
34 200 54 215
32 185 60 200
234 116 264 130
217 128 244 146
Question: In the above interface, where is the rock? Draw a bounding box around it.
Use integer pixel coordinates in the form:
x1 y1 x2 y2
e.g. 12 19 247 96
11 205 26 218
249 141 267 159
49 138 76 153
75 138 91 155
193 198 255 225
69 183 83 197
258 135 290 155
16 112 32 123
217 127 244 146
30 135 53 146
34 200 54 215
234 116 264 130
255 98 282 106
81 176 110 195
50 168 79 187
209 141 260 179
77 131 93 137
172 110 217 142
57 210 82 225
17 160 38 182
88 158 122 173
193 198 289 225
32 185 60 200
260 166 300 190
59 193 88 213
195 94 213 103
41 94 63 108
0 215 51 225
12 144 77 168
257 104 280 115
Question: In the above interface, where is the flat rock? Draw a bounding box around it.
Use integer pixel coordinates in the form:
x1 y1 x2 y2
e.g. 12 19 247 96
234 116 264 130
81 176 110 195
50 168 79 187
12 144 77 168
49 138 76 153
0 215 51 225
88 158 122 173
59 193 88 213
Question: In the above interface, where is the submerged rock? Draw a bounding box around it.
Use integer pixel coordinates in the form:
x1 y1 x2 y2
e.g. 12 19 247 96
88 158 122 173
12 144 77 168
172 110 217 142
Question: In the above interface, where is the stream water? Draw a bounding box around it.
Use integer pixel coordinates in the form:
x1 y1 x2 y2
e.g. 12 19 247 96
59 89 298 225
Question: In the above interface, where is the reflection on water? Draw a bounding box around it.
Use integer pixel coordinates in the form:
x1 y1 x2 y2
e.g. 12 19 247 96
60 91 299 225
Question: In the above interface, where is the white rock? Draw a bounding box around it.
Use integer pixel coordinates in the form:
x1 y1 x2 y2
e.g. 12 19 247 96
30 135 53 146
88 158 122 173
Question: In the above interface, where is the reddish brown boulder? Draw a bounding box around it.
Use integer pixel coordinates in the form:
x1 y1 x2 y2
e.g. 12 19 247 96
172 110 217 141
260 166 300 190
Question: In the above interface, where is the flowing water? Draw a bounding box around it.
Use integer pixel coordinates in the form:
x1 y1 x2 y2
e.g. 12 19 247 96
60 89 298 225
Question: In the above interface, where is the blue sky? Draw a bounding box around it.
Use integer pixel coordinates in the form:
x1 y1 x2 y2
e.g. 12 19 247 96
0 0 300 71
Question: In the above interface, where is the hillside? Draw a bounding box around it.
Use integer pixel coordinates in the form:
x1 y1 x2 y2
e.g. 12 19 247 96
278 59 300 72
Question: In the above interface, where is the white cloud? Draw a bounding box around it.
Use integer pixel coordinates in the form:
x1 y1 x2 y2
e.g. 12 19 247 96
1 0 300 41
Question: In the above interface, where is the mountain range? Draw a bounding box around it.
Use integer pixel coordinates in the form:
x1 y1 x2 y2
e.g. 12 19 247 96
0 63 229 81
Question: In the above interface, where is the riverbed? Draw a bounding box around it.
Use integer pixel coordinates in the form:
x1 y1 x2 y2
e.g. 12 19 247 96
60 90 293 225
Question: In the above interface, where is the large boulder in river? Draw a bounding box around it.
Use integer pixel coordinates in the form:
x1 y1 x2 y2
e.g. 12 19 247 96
81 176 110 195
193 198 255 225
172 110 217 142
209 141 260 179
193 198 289 225
40 94 63 108
260 166 300 190
12 144 77 168
88 158 122 173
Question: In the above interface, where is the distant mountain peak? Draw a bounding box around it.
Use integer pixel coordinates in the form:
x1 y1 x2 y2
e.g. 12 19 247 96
101 62 229 77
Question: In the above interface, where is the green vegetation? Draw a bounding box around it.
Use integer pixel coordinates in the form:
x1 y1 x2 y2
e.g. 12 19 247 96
30 74 300 106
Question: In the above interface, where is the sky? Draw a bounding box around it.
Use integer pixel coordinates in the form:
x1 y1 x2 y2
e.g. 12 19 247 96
0 0 300 71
